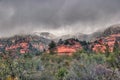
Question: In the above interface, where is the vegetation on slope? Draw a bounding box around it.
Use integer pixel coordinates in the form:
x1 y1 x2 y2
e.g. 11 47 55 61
0 47 120 80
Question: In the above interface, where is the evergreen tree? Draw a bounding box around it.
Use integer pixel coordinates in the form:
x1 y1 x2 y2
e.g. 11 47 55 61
49 41 56 50
58 39 63 45
49 41 56 54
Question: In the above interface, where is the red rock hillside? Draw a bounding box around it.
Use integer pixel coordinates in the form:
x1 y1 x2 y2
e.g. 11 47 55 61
92 34 120 53
49 39 82 56
0 35 51 55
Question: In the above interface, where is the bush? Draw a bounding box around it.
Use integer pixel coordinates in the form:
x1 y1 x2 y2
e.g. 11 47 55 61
56 67 68 80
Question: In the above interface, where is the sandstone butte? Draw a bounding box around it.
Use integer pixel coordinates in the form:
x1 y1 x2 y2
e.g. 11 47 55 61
47 39 83 56
92 34 120 53
57 42 82 56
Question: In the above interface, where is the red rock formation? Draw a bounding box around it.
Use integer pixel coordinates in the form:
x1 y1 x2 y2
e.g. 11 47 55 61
0 35 50 55
92 34 120 53
92 44 106 53
5 41 30 54
57 45 76 56
20 42 29 49
20 49 29 54
57 42 82 56
5 45 19 51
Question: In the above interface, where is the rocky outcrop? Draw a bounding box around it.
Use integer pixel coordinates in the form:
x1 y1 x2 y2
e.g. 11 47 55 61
49 38 83 55
0 35 51 54
91 24 120 53
92 34 120 53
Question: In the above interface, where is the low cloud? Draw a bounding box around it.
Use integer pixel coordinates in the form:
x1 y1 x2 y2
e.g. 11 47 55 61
0 0 120 37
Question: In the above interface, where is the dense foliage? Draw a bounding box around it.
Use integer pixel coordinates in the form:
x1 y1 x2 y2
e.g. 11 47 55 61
0 49 120 80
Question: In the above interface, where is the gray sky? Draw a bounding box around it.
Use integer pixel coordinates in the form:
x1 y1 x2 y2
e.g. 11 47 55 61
0 0 120 37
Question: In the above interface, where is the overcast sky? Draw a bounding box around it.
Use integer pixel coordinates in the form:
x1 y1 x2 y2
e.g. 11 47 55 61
0 0 120 37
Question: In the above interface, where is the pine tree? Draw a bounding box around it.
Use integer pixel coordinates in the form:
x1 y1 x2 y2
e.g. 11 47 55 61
49 41 56 54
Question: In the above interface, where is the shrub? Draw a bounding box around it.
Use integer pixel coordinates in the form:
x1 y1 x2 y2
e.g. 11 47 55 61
56 67 68 80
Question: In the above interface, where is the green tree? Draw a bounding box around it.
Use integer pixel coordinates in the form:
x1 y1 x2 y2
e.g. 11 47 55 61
49 41 56 49
49 41 56 54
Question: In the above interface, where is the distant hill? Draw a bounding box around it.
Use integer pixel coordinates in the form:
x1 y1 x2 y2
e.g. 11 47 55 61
103 24 120 37
85 24 120 41
57 33 88 41
33 32 56 40
0 24 120 54
0 34 51 55
91 24 120 53
57 31 103 42
88 30 103 41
